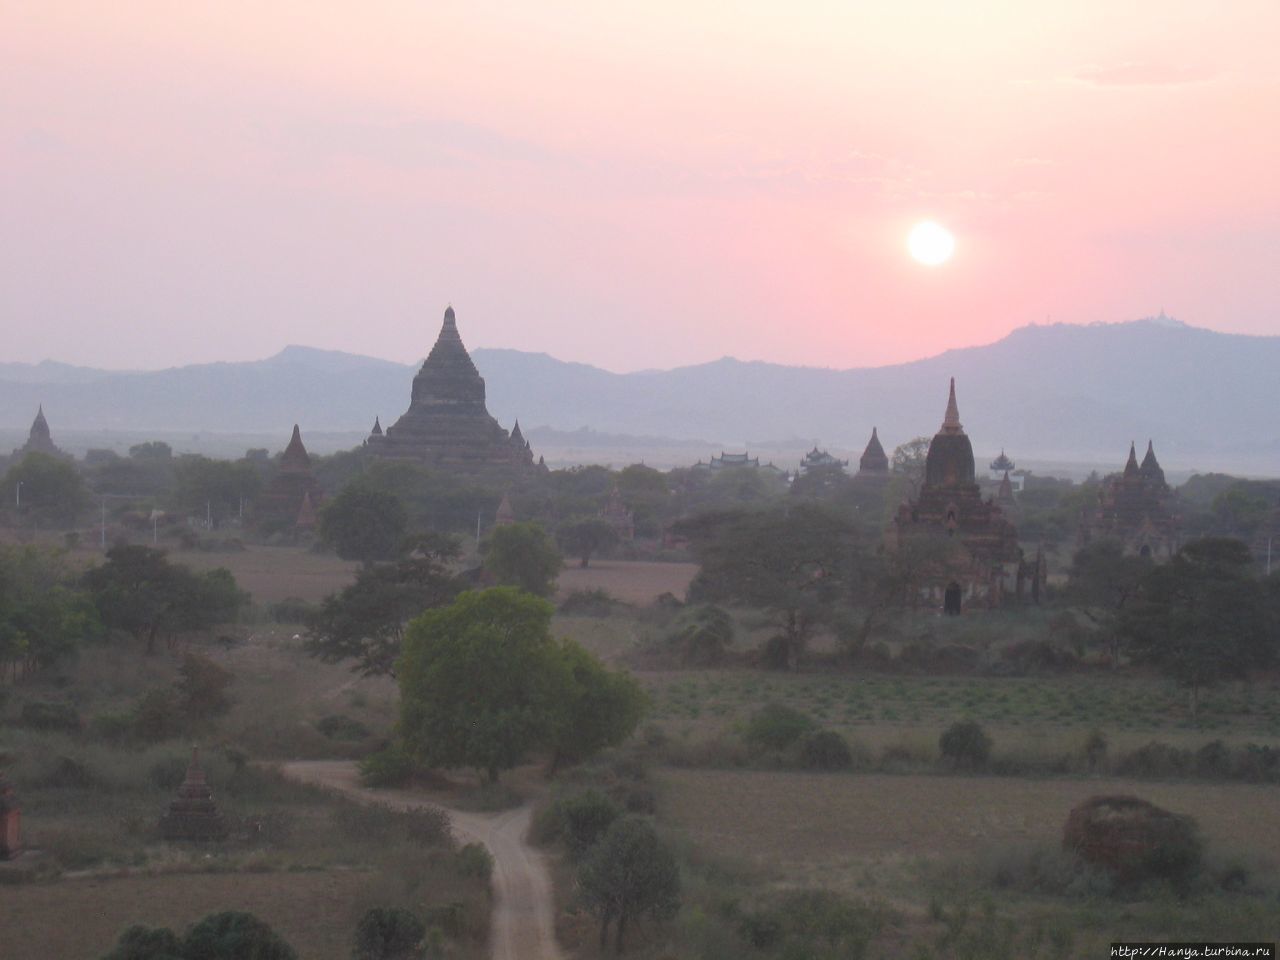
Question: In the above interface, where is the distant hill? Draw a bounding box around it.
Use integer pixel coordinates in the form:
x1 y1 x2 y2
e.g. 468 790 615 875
1 319 1277 472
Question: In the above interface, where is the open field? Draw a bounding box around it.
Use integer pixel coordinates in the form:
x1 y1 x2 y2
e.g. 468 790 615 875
640 669 1280 744
179 545 358 605
556 559 697 605
659 767 1280 875
0 870 378 960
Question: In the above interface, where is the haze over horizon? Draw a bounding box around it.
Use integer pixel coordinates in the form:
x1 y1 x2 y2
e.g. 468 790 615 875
4 2 1279 372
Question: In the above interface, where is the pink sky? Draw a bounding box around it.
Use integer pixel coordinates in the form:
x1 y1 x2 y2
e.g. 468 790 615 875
2 1 1277 372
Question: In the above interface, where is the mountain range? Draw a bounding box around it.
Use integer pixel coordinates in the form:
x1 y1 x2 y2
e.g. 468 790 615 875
2 318 1276 473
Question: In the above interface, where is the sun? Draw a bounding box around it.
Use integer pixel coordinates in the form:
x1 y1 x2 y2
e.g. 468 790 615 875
907 220 955 266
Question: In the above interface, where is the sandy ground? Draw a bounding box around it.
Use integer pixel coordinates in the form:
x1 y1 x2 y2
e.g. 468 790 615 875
282 760 562 960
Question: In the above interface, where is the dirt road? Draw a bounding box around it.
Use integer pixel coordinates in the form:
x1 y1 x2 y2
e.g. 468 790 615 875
281 761 562 960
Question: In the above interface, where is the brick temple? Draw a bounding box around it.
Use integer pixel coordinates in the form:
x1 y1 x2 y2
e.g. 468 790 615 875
365 306 541 477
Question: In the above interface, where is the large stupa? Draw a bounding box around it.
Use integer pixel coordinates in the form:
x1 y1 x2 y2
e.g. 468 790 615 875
365 306 537 475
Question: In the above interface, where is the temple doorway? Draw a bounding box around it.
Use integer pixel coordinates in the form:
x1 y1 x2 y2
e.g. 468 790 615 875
944 581 963 616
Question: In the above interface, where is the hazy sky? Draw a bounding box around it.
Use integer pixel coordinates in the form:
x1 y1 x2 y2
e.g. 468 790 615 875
3 2 1278 372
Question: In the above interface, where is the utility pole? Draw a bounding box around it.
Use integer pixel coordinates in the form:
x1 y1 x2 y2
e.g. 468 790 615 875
206 500 212 529
1268 536 1273 577
100 499 106 549
476 510 482 547
14 480 21 508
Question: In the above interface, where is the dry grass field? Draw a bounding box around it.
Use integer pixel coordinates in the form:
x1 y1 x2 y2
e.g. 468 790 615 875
0 871 379 960
659 767 1280 877
179 545 358 605
556 559 697 605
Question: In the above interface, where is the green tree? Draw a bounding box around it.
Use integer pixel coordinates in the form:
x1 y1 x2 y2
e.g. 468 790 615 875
6 451 89 527
682 503 857 671
319 485 409 563
183 911 297 960
305 535 461 676
351 907 425 960
84 546 246 654
549 639 646 769
1121 538 1272 719
556 517 619 568
577 816 681 953
399 588 567 782
1066 539 1152 665
482 522 562 597
890 436 931 497
172 456 260 528
101 925 186 960
0 544 99 680
129 441 173 460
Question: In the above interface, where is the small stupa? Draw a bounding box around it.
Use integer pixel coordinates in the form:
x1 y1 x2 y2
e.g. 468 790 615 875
159 746 227 841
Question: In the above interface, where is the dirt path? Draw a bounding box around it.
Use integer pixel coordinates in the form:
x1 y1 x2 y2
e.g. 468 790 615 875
281 761 562 960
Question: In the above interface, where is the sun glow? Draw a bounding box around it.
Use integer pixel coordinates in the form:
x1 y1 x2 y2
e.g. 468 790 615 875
907 221 955 266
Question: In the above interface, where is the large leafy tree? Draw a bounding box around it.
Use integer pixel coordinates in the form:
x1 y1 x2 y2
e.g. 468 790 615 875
1121 538 1273 719
0 545 100 680
556 517 619 569
1067 539 1152 665
681 503 858 671
172 455 260 528
482 521 562 597
550 639 646 769
5 452 89 527
319 485 409 563
399 588 567 782
577 816 681 954
398 587 643 781
305 534 461 676
84 545 247 654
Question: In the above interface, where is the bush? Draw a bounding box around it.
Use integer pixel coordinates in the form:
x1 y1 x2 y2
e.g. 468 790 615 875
663 604 734 666
39 755 99 790
102 924 186 960
352 907 425 960
1115 741 1192 779
454 842 494 881
1063 795 1203 889
149 755 191 791
759 635 792 671
939 720 992 770
557 790 622 858
359 743 416 787
91 711 137 743
736 889 892 957
268 597 315 624
798 730 855 771
744 704 815 752
317 715 371 741
133 688 184 742
183 911 297 960
1083 730 1108 772
20 700 81 731
558 589 626 617
176 653 234 721
403 806 451 847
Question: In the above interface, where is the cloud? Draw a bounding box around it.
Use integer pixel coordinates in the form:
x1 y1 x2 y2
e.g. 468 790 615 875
1072 62 1218 87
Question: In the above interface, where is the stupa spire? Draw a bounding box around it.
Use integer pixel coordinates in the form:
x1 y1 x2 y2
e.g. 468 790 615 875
941 378 963 434
1123 441 1139 477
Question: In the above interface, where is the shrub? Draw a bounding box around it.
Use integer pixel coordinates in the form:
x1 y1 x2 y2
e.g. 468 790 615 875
557 789 622 858
176 653 234 721
798 730 854 771
101 924 185 960
1194 740 1233 779
39 755 99 789
736 890 892 957
744 704 815 752
268 597 315 624
183 911 297 960
663 605 734 666
403 806 451 847
558 588 625 617
759 635 792 671
454 842 494 881
149 755 191 791
359 743 415 787
939 720 992 770
91 711 137 743
352 907 425 960
133 688 184 742
1115 741 1192 779
317 715 371 741
1083 730 1108 772
20 700 81 732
